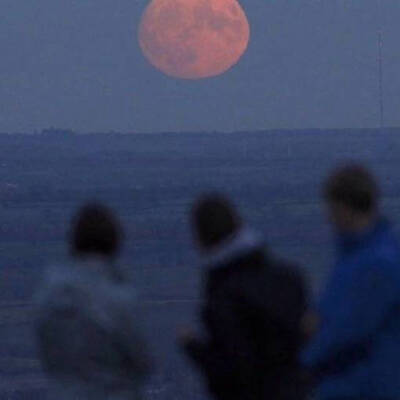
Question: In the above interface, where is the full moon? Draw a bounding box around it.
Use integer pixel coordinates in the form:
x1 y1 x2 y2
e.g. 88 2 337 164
138 0 250 79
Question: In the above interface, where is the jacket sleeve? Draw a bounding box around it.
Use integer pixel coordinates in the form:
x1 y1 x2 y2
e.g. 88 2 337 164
302 260 399 372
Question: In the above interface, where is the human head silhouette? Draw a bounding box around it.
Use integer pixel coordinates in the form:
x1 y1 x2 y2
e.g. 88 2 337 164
70 203 122 258
192 194 242 250
324 164 379 233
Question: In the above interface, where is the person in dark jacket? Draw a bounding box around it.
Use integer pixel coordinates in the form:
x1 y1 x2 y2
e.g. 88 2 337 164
181 195 308 400
302 165 400 400
35 204 150 400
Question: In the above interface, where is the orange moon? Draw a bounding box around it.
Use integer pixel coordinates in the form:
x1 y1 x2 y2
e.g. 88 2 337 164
138 0 250 79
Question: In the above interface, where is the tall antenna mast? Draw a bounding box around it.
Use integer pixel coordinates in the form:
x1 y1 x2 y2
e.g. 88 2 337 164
377 0 384 128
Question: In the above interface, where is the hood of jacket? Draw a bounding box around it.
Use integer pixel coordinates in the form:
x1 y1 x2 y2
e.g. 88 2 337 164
202 228 265 270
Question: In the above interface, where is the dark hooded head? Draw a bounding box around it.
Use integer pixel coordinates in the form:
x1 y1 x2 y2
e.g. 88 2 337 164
192 195 242 250
70 203 123 258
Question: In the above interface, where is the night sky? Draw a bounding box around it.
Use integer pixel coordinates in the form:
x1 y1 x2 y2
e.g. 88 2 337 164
1 0 400 133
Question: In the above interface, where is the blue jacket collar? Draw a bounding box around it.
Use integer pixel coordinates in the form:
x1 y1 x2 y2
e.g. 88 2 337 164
336 218 390 256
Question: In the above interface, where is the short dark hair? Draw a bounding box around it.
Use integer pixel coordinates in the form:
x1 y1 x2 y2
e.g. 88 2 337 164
192 194 242 249
70 203 123 257
324 165 379 213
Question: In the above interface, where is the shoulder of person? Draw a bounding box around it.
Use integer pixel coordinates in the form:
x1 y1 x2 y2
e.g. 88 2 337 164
34 262 78 303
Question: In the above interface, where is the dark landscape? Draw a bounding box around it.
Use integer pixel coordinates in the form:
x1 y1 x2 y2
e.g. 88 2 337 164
0 129 399 399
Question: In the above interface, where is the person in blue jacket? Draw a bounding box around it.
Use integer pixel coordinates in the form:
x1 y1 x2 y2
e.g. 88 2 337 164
302 164 400 400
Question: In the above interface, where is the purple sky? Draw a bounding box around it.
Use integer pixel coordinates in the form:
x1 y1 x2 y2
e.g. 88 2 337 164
1 0 400 133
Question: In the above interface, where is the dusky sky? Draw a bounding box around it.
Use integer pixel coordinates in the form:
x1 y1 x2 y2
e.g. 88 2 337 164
1 0 400 133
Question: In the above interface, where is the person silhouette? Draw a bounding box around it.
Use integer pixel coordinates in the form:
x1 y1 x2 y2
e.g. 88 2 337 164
35 203 150 400
181 194 308 400
303 165 400 400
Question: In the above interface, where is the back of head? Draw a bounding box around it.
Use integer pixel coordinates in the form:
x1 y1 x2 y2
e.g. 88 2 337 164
70 203 122 258
324 164 379 214
192 194 242 250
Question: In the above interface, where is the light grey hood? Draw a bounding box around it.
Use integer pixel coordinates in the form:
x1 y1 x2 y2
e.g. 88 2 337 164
202 228 265 269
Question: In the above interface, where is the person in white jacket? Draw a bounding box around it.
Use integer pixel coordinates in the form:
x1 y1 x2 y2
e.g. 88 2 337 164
35 203 151 400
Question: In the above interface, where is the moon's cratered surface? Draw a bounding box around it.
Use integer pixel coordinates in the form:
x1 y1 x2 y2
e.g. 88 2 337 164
138 0 250 79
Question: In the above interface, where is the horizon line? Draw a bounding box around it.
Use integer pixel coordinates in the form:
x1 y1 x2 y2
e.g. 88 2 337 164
0 126 399 136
